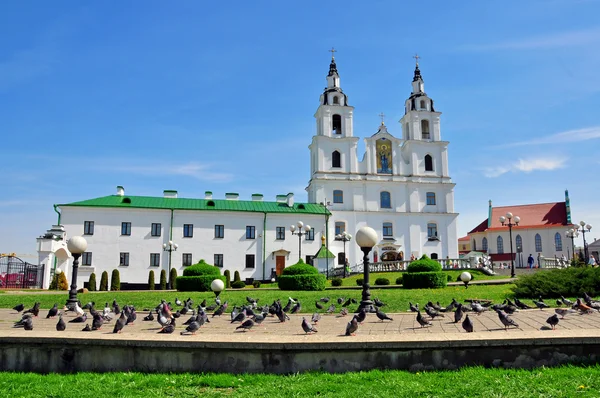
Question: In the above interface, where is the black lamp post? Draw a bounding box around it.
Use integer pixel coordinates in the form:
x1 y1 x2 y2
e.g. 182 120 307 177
355 226 378 313
290 221 311 261
65 236 88 310
163 240 178 289
565 228 579 261
577 221 592 263
499 212 520 278
335 231 352 277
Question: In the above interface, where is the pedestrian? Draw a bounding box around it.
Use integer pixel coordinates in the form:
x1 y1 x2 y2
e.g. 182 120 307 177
537 253 542 268
527 254 534 269
589 255 597 267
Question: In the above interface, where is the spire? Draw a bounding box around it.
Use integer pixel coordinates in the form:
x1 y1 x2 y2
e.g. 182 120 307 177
328 47 338 76
412 53 423 82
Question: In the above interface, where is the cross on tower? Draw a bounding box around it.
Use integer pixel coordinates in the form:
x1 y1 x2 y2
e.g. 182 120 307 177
378 112 385 125
413 53 420 66
329 47 337 60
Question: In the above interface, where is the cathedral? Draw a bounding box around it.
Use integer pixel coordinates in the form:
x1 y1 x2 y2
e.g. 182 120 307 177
36 54 458 289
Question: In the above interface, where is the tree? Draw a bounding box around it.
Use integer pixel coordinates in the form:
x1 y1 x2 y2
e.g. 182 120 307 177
110 269 120 291
88 273 97 291
234 270 241 282
160 269 167 290
99 271 109 291
170 268 178 289
224 270 231 288
148 270 155 290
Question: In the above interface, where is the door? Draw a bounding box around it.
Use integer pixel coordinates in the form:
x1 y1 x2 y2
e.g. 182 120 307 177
276 256 285 275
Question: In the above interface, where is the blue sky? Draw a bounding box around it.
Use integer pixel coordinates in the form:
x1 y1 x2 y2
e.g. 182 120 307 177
2 1 600 260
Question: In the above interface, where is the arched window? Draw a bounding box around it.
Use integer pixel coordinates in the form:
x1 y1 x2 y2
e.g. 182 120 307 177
404 122 409 137
332 114 342 134
333 96 339 105
431 252 438 259
472 240 476 251
332 151 341 168
482 237 488 252
426 192 436 205
516 235 522 251
555 232 562 251
427 223 438 239
535 234 542 252
420 100 426 109
425 154 434 171
383 222 393 237
333 190 343 203
421 120 430 139
334 221 345 235
380 191 391 208
497 236 504 254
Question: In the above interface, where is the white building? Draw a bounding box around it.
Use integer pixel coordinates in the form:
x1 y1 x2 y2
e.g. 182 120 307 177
37 55 458 289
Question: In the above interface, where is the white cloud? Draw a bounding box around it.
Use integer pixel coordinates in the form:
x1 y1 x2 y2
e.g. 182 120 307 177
112 161 234 183
494 126 600 148
483 157 567 178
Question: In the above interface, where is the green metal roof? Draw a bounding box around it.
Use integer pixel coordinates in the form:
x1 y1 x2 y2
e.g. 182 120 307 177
314 244 335 259
58 195 331 215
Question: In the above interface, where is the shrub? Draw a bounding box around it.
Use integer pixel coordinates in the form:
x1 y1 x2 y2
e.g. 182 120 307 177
512 267 600 298
253 280 262 288
160 269 167 290
231 280 246 289
234 270 241 282
148 270 155 290
375 277 390 286
395 276 403 285
110 269 120 291
176 275 227 292
87 273 97 291
331 278 343 286
448 275 453 282
406 255 442 273
224 270 232 288
278 274 327 291
402 272 447 289
170 268 178 289
356 278 364 286
49 273 58 290
281 261 318 276
99 271 109 291
57 272 69 290
183 260 221 277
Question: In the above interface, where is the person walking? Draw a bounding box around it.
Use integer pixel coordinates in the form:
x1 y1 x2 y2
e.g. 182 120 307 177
589 255 597 267
527 254 534 269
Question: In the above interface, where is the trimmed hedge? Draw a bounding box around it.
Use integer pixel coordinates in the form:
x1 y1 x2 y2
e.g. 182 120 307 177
224 270 231 288
375 277 390 286
110 269 120 291
148 270 155 290
170 268 178 289
88 273 97 292
331 278 343 286
512 267 600 298
99 271 109 291
278 274 327 291
402 272 447 289
176 275 227 292
234 270 241 282
231 280 246 289
406 255 442 273
253 280 261 288
281 260 318 275
160 269 167 290
356 278 364 286
183 260 221 277
395 276 403 285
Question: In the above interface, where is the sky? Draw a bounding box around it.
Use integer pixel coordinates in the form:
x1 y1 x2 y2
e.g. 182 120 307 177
2 1 600 261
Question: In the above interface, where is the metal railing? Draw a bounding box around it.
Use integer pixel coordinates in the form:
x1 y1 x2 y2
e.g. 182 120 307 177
322 258 476 278
0 256 45 289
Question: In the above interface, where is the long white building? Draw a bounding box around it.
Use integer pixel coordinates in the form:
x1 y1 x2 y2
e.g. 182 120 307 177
37 55 458 289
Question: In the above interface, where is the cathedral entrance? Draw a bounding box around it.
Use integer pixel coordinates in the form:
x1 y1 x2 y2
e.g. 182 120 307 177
276 256 285 275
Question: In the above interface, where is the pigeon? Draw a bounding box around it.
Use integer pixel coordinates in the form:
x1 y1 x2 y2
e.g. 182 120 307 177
326 304 336 314
231 309 247 324
320 297 330 303
555 299 563 307
301 317 318 334
212 303 227 317
181 321 201 335
69 313 87 323
428 301 442 311
416 311 431 328
337 297 345 305
514 298 531 310
555 308 577 319
82 324 92 332
374 297 386 307
424 305 444 320
82 301 95 310
215 295 222 306
355 309 367 324
56 313 66 331
246 296 258 305
445 299 458 312
73 302 85 317
92 313 104 330
290 301 302 314
454 304 464 323
12 303 24 313
253 312 267 325
311 312 321 324
561 296 573 306
175 298 182 306
339 308 348 317
46 303 59 319
14 314 32 328
23 302 40 317
345 316 359 336
342 298 352 308
236 319 255 332
275 308 290 323
546 314 559 330
315 301 323 310
143 311 155 321
496 309 519 330
113 312 126 333
125 306 137 325
470 302 487 315
376 309 393 322
409 302 419 312
159 318 176 334
462 314 474 333
533 299 549 310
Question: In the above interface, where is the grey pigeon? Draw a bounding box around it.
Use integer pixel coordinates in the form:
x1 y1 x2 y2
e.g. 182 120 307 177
175 298 182 306
470 302 486 315
22 316 33 330
555 308 577 319
514 298 531 310
561 296 573 306
236 319 255 332
181 321 200 335
143 311 155 321
290 301 301 314
326 304 336 314
23 302 40 317
320 297 330 303
339 308 348 317
355 309 367 324
159 318 176 334
376 309 393 322
113 312 126 333
416 311 431 328
92 313 104 330
56 313 66 331
231 309 247 324
311 312 321 324
13 303 24 313
337 297 345 305
315 301 323 310
301 317 318 334
533 300 549 310
253 312 267 325
546 314 559 330
14 314 32 328
82 324 91 332
462 314 473 333
345 316 359 336
46 303 58 319
496 309 519 330
409 302 419 312
425 305 444 320
69 313 87 323
374 297 386 307
454 304 464 323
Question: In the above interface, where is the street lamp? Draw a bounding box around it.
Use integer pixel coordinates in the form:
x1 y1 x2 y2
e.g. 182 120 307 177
335 231 352 277
460 271 472 289
163 240 178 289
577 221 592 263
290 221 311 261
355 226 378 313
65 236 88 310
499 212 520 278
565 228 579 261
211 278 224 299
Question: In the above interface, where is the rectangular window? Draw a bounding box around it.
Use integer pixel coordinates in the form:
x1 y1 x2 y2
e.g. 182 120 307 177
119 252 130 266
306 227 315 241
333 189 343 203
426 192 436 205
182 253 193 266
150 253 160 267
121 222 131 236
245 254 255 268
214 254 223 268
383 222 393 237
276 226 285 240
183 224 193 238
246 226 256 239
335 221 346 235
306 255 315 266
427 223 438 239
83 221 94 236
151 223 161 237
82 252 92 266
338 252 346 265
214 225 224 239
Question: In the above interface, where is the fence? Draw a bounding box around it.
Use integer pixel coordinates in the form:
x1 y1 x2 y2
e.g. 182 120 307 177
322 258 475 278
0 256 45 289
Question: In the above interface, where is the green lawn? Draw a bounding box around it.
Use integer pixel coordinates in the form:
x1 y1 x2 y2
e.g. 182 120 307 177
0 366 598 397
336 269 506 287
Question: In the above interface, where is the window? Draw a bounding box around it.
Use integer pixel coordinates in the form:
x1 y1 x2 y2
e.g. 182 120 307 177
150 253 160 267
335 221 346 235
516 235 523 252
214 254 223 268
245 254 255 269
380 191 391 209
535 233 543 252
431 252 438 260
83 221 94 236
421 120 430 139
276 227 285 240
306 255 315 265
555 232 562 251
338 252 346 265
246 226 256 240
82 252 92 266
420 100 426 109
427 223 438 239
383 222 393 237
182 253 193 266
333 96 339 105
214 225 224 239
426 192 436 205
332 151 341 167
183 224 193 238
121 222 131 236
151 223 161 237
333 189 343 203
332 114 342 134
473 240 477 251
306 227 315 241
425 155 434 171
119 252 130 266
482 237 488 252
497 236 504 254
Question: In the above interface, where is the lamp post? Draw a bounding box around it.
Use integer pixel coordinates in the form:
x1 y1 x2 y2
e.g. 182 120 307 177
499 212 520 278
355 226 378 313
565 228 579 261
290 221 311 261
211 278 224 299
335 231 352 277
163 240 178 289
577 221 592 263
65 236 88 310
460 271 472 289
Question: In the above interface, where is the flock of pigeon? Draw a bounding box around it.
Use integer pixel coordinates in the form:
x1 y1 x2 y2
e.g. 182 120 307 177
10 292 600 336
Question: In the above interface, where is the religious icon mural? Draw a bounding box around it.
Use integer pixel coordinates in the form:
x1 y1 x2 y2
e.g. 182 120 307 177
376 138 392 174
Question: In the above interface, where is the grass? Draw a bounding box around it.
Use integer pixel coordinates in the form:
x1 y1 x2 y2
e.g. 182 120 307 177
337 269 506 287
0 366 599 397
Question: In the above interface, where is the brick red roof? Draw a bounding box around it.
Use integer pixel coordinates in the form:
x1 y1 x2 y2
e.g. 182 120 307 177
468 218 488 234
458 236 470 241
468 202 569 234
